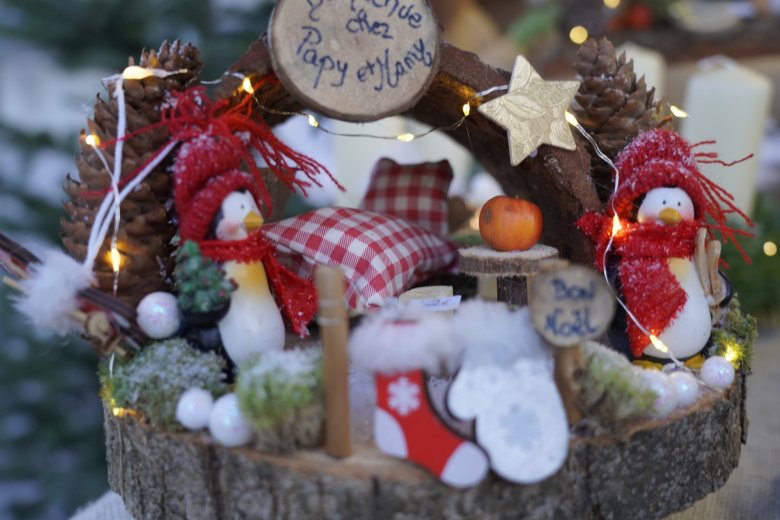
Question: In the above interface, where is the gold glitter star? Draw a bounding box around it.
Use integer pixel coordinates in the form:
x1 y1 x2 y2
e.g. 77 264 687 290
479 56 580 166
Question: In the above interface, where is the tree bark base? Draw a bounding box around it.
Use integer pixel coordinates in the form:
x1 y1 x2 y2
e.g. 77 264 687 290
105 375 746 520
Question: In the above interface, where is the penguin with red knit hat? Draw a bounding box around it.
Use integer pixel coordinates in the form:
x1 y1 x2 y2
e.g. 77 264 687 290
577 129 751 363
161 84 337 367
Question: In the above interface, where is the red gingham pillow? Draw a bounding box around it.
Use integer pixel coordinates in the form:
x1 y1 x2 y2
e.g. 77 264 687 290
360 158 453 238
263 207 459 309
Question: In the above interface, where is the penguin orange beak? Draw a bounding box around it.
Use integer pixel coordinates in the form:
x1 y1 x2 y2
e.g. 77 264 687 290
243 212 264 232
659 208 682 226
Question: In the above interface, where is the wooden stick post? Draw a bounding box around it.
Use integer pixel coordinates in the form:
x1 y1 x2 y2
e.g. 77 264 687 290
314 265 352 458
529 263 615 425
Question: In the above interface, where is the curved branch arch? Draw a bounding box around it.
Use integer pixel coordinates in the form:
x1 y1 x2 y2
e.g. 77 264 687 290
217 38 601 262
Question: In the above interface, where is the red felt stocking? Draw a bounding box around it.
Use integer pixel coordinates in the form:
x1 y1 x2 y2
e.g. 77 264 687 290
374 370 489 488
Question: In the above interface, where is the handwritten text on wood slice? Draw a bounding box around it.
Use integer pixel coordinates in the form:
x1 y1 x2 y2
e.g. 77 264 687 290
529 265 615 348
269 0 440 122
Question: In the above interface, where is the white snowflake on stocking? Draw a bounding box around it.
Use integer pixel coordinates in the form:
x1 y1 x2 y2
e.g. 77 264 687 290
388 376 420 416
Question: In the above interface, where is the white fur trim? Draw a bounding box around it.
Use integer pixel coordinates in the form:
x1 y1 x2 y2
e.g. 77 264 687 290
14 250 94 335
452 301 551 366
349 308 462 374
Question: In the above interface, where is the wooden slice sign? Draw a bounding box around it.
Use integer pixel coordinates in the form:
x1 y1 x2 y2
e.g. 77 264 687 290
529 264 615 348
269 0 441 122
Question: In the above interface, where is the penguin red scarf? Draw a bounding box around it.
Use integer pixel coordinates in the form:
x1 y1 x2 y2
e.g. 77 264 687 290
198 232 317 338
578 215 700 357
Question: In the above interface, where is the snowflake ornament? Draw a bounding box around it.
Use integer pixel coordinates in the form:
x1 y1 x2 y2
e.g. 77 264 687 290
388 376 421 416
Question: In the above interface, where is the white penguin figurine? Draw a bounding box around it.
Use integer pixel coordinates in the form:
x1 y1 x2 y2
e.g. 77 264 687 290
636 187 711 359
214 191 286 365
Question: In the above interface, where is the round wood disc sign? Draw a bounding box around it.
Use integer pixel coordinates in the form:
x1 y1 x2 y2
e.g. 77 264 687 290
529 264 616 348
269 0 441 122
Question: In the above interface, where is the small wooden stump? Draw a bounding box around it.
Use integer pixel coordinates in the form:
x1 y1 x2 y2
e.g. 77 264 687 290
268 0 440 122
459 244 558 306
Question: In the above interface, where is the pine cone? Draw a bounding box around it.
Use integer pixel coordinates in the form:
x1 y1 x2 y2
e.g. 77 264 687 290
61 41 201 307
572 38 672 201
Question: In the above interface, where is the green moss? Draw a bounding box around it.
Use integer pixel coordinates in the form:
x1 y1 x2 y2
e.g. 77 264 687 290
101 338 227 430
708 297 758 372
237 348 324 451
580 341 658 432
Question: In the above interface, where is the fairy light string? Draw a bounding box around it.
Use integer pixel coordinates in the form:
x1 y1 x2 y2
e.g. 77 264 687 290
84 66 188 287
86 67 693 369
238 74 509 143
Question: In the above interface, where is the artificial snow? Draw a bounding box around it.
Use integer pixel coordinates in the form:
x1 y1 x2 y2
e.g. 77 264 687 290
349 303 462 374
242 348 321 385
452 300 552 368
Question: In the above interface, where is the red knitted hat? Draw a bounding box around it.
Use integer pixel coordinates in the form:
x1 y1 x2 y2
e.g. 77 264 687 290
176 168 266 241
612 129 708 220
172 132 268 241
173 135 242 213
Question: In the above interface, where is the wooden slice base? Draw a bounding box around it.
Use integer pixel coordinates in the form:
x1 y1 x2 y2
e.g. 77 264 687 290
105 375 746 520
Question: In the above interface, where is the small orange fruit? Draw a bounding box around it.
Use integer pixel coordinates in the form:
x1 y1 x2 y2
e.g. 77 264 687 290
478 196 543 252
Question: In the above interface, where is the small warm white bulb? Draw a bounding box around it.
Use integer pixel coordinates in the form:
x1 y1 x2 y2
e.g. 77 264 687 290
604 0 621 8
307 114 319 128
670 105 689 118
122 66 187 81
110 246 121 273
565 111 579 127
649 335 669 353
724 343 740 363
85 134 100 147
611 215 622 236
122 66 155 80
763 241 777 257
242 77 255 95
462 103 471 117
397 133 416 142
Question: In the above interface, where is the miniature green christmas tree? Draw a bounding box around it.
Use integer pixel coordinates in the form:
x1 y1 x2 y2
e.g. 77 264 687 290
174 240 236 315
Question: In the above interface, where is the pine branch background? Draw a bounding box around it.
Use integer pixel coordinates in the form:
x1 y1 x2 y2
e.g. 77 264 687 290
0 2 272 518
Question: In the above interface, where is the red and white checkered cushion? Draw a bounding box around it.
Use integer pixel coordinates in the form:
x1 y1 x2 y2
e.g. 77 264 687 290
263 207 459 309
360 158 453 238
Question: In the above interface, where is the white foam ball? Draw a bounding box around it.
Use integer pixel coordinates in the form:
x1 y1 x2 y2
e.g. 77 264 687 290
209 393 252 447
136 292 180 339
642 370 678 418
176 388 214 430
669 371 699 408
700 356 735 390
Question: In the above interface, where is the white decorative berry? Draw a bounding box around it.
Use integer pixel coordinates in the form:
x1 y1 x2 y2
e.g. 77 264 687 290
642 370 678 418
209 393 253 447
136 292 181 339
668 371 699 408
387 376 421 416
700 356 735 390
176 388 214 430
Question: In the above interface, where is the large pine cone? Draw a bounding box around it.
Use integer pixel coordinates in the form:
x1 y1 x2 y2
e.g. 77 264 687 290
572 38 672 201
62 41 201 307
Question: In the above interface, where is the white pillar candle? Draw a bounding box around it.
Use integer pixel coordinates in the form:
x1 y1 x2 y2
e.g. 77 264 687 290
618 42 667 98
680 57 772 217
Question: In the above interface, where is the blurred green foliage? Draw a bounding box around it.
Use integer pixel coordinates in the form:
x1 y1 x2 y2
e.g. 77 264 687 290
721 191 780 321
